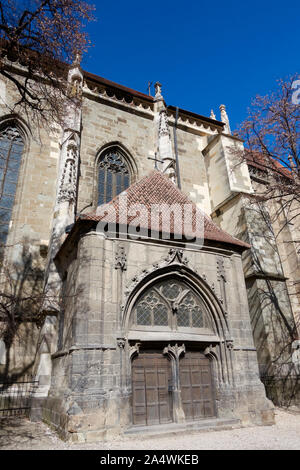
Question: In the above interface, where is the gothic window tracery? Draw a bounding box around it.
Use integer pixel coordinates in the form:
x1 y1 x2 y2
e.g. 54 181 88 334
133 279 212 331
97 148 130 206
0 125 24 243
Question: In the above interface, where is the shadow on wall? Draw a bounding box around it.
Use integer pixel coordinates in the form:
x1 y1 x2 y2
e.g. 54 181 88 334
0 239 57 384
246 246 300 407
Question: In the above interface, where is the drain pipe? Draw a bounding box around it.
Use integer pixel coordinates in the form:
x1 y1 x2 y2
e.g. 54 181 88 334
173 106 181 190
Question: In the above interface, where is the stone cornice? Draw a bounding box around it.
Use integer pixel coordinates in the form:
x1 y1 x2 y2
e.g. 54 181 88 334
244 272 288 282
167 105 224 133
202 132 244 155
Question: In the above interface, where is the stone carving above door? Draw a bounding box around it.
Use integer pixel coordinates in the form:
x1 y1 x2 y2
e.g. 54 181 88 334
124 248 190 299
122 248 225 315
115 245 127 271
163 343 186 360
129 342 141 359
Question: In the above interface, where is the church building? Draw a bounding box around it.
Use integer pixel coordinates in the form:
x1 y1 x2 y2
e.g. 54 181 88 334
0 58 298 441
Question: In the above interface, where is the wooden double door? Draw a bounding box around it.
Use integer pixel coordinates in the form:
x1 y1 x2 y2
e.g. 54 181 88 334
179 352 215 420
132 349 215 426
132 352 173 426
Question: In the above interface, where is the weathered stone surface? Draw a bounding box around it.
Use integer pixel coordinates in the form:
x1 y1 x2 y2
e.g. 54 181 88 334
1 66 297 442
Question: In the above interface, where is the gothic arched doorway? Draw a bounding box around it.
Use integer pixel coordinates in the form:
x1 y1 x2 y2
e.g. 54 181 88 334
128 277 218 426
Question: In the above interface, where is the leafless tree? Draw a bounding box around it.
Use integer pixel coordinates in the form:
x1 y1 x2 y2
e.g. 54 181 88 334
233 76 300 402
234 75 300 274
235 75 300 212
0 0 95 125
0 1 95 383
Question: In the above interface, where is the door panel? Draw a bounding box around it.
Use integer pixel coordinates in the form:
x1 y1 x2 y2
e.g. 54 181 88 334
131 367 147 426
179 352 215 420
132 352 173 426
180 365 193 420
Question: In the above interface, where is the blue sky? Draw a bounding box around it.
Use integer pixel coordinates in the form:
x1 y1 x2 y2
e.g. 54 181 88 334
82 0 300 131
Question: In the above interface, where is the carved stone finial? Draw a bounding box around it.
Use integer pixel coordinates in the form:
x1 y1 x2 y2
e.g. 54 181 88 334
226 339 234 350
154 81 163 100
115 245 127 272
68 54 83 98
163 343 186 359
219 104 231 135
129 342 141 359
166 248 189 266
159 109 170 137
288 155 296 170
117 337 126 348
217 257 226 281
204 344 215 356
153 82 177 183
210 109 216 120
73 53 82 67
157 107 176 182
58 133 79 204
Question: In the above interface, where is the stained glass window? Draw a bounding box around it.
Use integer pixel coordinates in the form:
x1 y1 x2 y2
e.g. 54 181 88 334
0 125 24 244
136 289 168 326
134 279 211 330
97 149 130 205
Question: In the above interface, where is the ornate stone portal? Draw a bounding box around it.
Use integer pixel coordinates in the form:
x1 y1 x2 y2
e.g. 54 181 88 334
42 224 275 441
131 343 216 426
1 51 296 440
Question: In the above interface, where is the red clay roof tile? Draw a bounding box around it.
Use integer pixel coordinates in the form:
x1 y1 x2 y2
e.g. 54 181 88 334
80 171 250 250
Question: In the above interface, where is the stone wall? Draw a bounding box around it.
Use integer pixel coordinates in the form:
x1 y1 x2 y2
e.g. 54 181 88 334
0 76 59 259
78 96 217 215
0 66 296 425
0 70 224 385
210 165 299 405
171 127 211 214
43 231 273 442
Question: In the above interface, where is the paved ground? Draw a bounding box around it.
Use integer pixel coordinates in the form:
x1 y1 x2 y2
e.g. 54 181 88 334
0 407 300 450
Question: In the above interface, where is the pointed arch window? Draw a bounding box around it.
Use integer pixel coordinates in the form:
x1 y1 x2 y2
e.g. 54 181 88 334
133 279 213 331
0 125 24 243
97 148 130 206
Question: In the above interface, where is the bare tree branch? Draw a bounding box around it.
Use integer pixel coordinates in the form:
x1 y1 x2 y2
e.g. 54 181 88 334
0 0 95 126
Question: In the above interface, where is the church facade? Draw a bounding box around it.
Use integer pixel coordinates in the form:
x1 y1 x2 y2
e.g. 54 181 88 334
0 59 299 441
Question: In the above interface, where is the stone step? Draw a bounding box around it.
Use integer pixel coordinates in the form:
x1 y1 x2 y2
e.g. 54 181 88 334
124 417 241 440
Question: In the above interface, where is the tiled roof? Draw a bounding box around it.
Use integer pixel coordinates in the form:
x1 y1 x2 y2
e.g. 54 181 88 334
82 72 224 129
246 151 292 179
83 70 154 102
80 171 250 250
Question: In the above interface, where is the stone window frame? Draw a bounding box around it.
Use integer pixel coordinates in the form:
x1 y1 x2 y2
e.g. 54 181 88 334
131 278 214 334
95 143 137 207
0 116 30 248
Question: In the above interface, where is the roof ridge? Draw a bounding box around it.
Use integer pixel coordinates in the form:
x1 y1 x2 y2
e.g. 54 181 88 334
83 70 154 102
